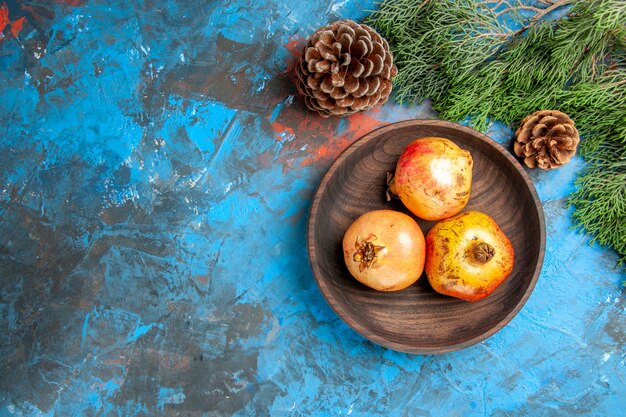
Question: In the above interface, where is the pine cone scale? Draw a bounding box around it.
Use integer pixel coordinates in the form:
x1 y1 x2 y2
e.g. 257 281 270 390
372 42 384 57
337 25 355 40
338 33 352 51
556 137 574 148
305 47 321 61
549 124 569 137
295 19 397 117
524 157 537 169
367 77 380 94
312 89 326 100
337 97 355 107
331 87 349 100
330 73 344 88
320 76 334 93
531 124 548 138
350 60 365 77
353 79 369 97
344 75 359 94
316 31 334 46
362 60 374 78
306 75 321 90
371 55 384 75
352 39 368 59
551 148 569 164
318 44 335 61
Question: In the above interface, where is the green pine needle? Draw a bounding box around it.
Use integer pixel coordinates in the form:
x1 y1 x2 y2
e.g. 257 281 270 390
367 0 626 266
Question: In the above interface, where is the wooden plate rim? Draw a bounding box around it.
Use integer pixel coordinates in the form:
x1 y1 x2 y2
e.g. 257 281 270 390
307 119 546 354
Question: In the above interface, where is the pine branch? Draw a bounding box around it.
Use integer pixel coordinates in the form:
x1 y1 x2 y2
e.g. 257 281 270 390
509 0 575 37
367 0 626 267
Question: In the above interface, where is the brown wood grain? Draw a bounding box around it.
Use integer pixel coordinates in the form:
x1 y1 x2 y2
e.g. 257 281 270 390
307 119 546 354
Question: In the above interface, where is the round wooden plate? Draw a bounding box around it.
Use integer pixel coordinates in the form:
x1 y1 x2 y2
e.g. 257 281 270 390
307 119 545 354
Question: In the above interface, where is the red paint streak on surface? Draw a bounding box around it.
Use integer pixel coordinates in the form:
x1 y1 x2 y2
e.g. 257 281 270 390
299 135 352 166
273 103 337 141
0 3 27 39
284 35 306 73
192 274 209 285
264 95 390 168
154 350 190 370
346 112 387 140
10 16 24 37
270 121 295 141
299 111 388 167
55 0 87 6
0 4 9 35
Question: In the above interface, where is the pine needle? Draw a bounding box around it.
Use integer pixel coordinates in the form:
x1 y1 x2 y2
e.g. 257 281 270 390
367 0 626 266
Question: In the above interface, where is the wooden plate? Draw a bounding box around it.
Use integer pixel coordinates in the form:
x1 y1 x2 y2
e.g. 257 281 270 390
307 119 545 354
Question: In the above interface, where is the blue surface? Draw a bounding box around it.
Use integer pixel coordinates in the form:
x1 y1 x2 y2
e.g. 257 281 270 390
0 1 624 416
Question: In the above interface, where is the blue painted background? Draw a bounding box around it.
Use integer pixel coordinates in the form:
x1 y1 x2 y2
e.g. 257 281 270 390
0 0 624 416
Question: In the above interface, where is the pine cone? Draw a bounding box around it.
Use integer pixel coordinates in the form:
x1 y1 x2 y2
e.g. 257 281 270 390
295 20 397 117
514 110 580 170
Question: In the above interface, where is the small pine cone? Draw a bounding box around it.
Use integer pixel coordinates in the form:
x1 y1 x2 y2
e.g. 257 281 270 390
514 110 580 170
294 20 397 117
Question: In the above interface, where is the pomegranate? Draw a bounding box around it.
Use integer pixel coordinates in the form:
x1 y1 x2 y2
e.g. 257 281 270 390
389 137 473 221
425 211 515 302
342 210 426 291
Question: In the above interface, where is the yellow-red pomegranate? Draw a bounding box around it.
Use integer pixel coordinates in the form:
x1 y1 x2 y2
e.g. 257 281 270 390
425 211 514 302
389 137 473 221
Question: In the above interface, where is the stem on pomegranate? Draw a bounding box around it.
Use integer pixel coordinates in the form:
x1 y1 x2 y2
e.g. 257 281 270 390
467 242 495 264
354 238 385 272
386 172 398 201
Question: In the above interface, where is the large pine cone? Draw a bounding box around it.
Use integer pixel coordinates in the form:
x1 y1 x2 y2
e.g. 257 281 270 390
295 20 397 117
514 110 580 170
